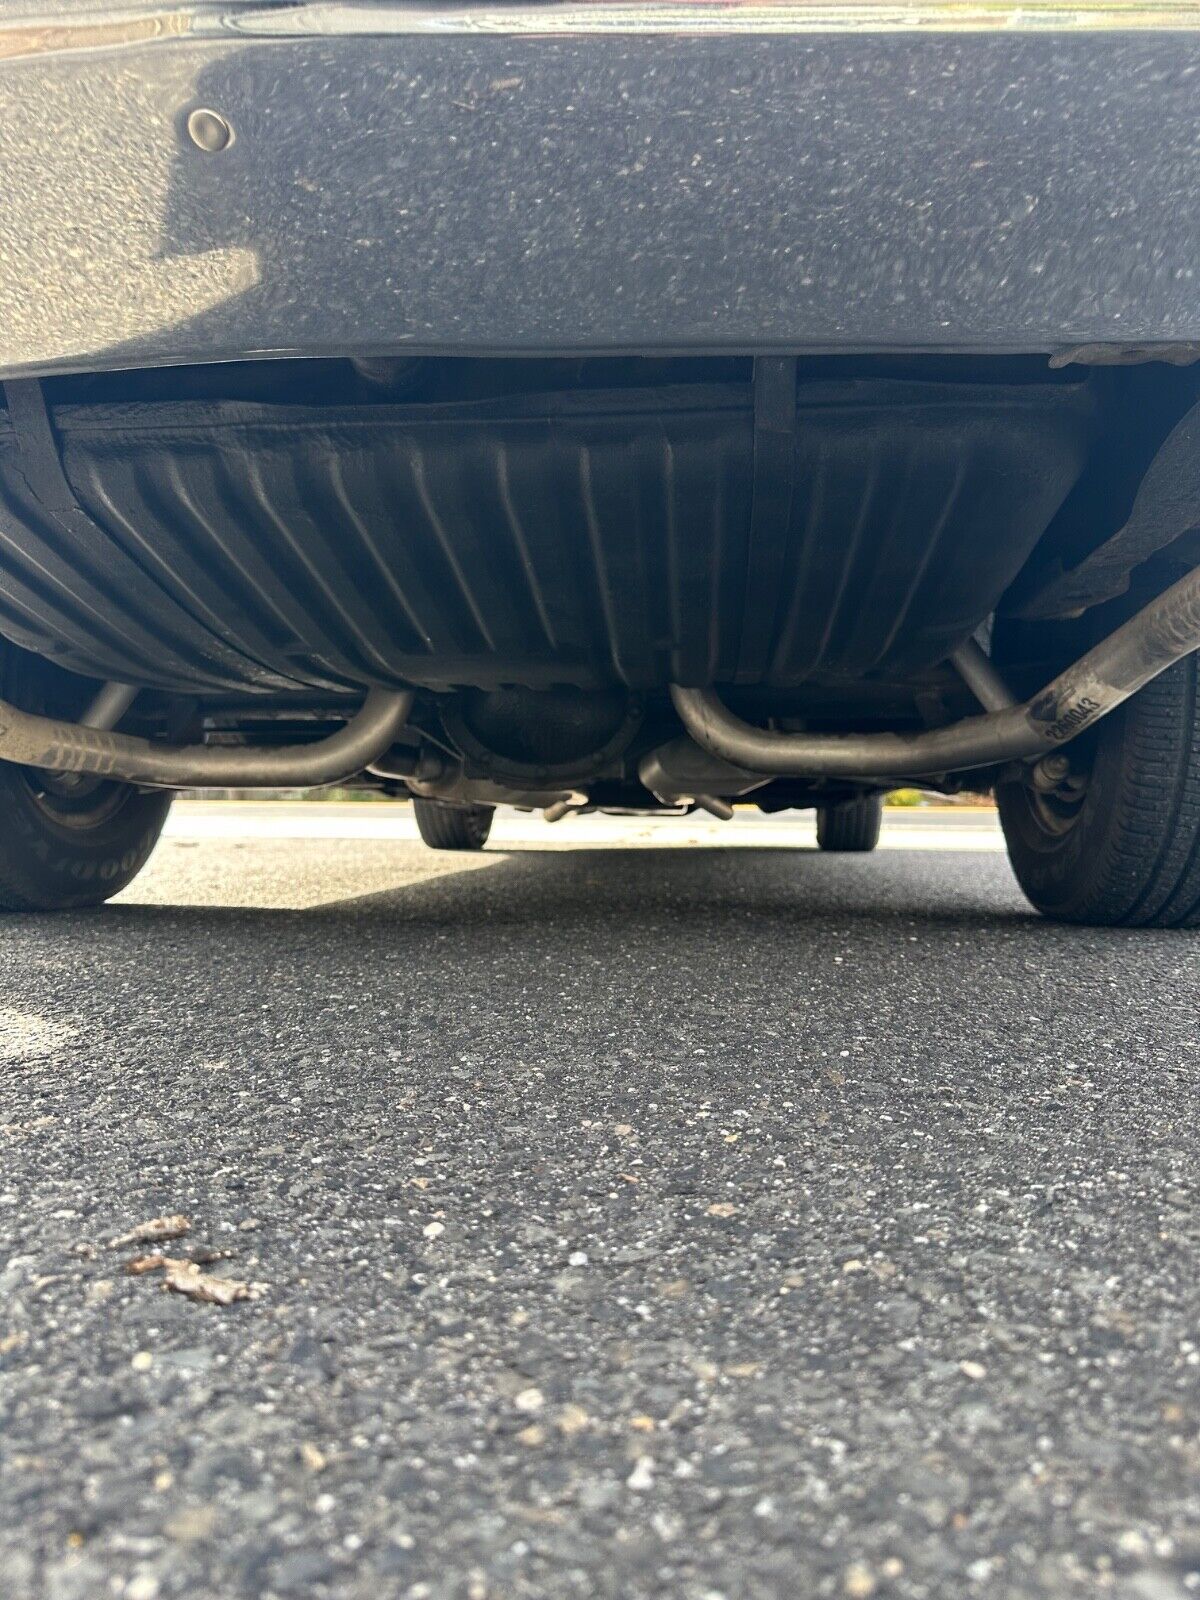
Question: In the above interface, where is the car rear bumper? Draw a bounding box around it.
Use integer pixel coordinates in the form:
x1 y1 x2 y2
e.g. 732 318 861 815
2 2 1200 375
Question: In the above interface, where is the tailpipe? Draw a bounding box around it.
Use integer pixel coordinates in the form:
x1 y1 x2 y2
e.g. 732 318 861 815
671 563 1200 780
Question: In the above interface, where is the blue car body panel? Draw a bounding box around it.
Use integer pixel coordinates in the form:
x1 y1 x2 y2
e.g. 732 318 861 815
1 3 1200 375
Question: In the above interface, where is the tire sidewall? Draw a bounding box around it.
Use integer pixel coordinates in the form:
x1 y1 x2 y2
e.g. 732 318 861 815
0 763 172 911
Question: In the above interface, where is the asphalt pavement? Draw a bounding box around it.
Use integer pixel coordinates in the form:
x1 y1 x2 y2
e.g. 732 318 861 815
1 806 1197 1600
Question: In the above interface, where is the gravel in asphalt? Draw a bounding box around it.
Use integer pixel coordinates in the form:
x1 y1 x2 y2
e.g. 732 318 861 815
1 826 1198 1600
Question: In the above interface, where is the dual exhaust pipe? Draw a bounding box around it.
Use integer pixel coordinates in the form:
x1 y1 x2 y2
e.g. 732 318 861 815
1 564 1200 791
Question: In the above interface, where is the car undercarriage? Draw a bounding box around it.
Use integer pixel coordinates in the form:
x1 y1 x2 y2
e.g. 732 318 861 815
3 349 1200 920
4 3 1200 922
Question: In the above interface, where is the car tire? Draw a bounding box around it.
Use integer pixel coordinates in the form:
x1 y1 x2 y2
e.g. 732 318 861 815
412 797 494 851
997 653 1200 927
0 761 172 912
816 794 883 853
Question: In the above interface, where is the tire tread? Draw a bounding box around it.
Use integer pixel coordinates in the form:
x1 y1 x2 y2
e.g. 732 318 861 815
412 798 494 851
816 795 883 853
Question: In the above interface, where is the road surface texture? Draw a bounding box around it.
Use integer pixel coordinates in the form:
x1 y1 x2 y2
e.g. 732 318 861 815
1 806 1197 1600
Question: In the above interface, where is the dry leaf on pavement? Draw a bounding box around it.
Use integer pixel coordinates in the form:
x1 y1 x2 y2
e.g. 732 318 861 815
109 1215 191 1249
162 1259 256 1306
120 1253 260 1305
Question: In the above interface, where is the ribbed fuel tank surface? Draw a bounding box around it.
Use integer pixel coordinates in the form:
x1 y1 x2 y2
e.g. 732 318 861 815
0 380 1094 694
